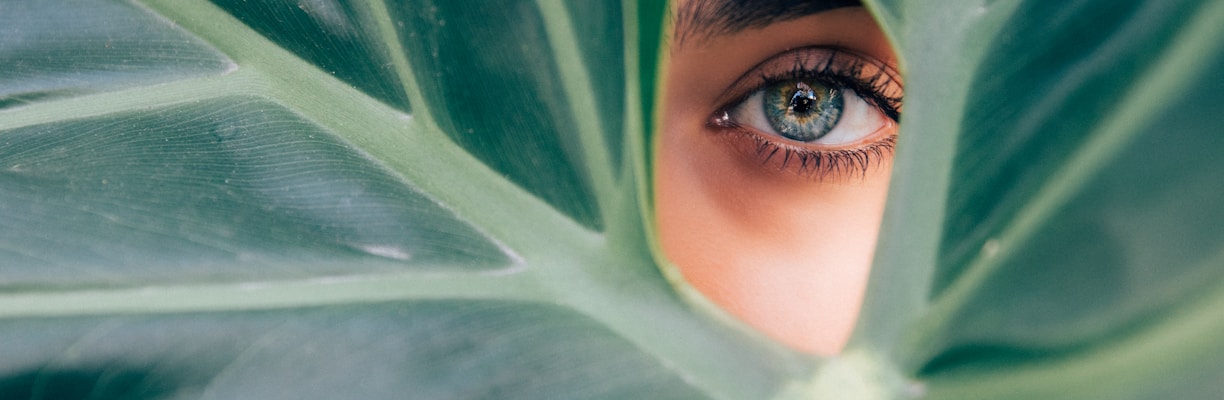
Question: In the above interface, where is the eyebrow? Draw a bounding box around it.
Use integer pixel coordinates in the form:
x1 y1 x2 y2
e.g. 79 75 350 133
673 0 862 46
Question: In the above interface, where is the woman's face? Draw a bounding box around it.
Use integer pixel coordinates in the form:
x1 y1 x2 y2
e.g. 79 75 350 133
655 0 901 355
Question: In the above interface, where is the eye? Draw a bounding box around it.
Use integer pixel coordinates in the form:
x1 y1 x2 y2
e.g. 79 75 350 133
704 47 902 177
721 78 892 147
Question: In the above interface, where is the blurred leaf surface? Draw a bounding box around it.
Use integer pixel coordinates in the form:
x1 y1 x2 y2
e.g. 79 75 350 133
386 0 604 230
0 97 509 288
0 0 234 108
864 0 1224 398
0 1 807 399
211 0 413 112
0 301 708 400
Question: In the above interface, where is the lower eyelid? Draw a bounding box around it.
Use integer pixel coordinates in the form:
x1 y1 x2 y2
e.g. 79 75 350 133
712 124 897 180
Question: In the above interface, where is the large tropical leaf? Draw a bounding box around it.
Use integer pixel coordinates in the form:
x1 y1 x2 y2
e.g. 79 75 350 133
863 0 1224 398
1 0 1222 399
1 0 810 398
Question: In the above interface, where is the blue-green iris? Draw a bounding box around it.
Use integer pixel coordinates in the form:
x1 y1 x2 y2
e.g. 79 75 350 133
764 80 843 142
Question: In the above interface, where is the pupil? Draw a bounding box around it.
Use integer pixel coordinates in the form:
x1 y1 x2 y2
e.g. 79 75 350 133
789 83 819 115
791 93 814 113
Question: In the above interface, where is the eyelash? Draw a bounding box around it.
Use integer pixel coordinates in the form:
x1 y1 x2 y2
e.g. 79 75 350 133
707 47 903 179
736 131 897 179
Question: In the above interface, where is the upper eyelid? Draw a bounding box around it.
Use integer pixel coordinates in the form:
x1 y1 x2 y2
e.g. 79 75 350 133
712 46 903 115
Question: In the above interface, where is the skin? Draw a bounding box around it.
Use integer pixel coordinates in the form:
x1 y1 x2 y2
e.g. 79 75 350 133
655 4 898 355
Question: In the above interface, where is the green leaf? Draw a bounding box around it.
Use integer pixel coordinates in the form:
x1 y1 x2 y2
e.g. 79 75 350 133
0 1 810 399
0 301 712 399
865 0 1224 398
0 97 508 285
4 0 1223 398
0 1 234 108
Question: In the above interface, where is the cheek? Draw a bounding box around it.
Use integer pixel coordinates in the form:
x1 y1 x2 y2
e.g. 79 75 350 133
654 112 892 354
657 126 891 267
658 113 891 244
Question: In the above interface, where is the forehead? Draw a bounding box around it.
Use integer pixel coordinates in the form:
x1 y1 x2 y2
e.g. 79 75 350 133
672 0 861 47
